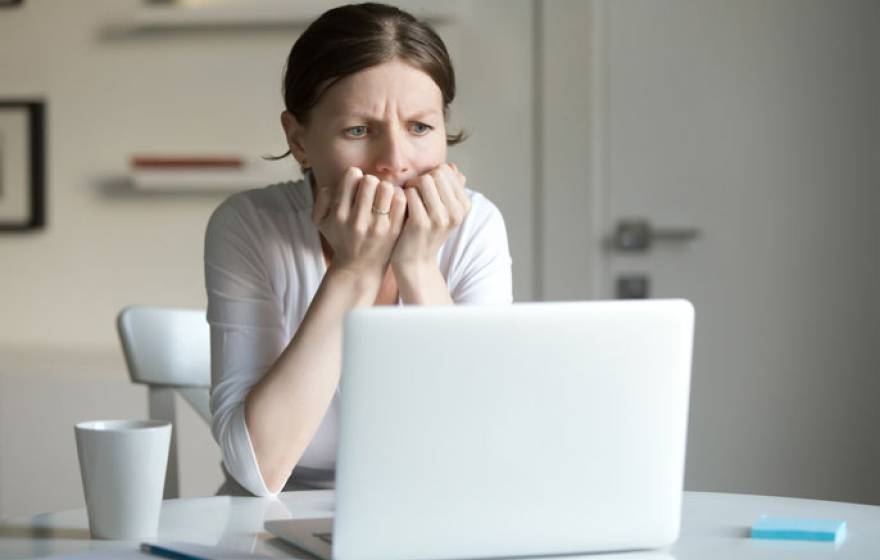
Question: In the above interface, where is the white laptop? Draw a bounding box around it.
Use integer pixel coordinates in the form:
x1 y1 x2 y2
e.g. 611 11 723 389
266 300 694 560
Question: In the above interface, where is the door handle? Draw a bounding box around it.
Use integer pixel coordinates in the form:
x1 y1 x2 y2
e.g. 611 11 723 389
612 219 700 252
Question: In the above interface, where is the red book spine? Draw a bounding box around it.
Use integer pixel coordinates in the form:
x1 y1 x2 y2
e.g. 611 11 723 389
131 156 244 169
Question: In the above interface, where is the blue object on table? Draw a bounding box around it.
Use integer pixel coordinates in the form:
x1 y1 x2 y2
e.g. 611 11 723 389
140 543 210 560
750 515 847 543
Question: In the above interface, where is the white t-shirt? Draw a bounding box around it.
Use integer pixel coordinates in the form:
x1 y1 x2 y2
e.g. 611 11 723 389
204 177 513 497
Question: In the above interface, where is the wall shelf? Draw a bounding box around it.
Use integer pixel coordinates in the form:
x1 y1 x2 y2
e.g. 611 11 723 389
118 154 294 194
129 169 279 192
109 0 465 32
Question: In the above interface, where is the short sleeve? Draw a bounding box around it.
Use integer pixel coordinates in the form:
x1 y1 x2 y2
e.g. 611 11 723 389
447 193 514 304
204 195 286 497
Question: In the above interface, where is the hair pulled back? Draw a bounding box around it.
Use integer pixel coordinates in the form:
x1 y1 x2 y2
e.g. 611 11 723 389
272 2 466 160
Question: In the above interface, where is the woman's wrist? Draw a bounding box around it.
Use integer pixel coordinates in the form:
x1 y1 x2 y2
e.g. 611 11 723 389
324 263 385 307
392 258 433 281
392 259 453 305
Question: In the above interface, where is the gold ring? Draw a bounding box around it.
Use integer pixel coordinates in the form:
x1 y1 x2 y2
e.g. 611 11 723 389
372 207 391 215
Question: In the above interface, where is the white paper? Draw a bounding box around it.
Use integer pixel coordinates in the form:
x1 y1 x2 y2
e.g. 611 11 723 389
52 541 273 559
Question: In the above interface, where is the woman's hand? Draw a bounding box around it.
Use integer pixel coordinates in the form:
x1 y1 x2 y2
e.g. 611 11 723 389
391 162 471 272
311 167 407 282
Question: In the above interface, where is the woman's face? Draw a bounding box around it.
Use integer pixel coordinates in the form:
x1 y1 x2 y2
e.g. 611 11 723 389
282 59 448 193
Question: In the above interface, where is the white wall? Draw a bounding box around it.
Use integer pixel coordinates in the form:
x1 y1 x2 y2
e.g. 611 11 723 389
0 0 284 350
0 0 536 518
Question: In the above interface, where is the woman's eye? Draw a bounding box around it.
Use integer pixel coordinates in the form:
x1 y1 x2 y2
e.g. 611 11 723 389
411 122 434 135
345 126 368 138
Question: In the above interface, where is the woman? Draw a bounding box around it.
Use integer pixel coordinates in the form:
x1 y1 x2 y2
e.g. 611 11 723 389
205 2 513 497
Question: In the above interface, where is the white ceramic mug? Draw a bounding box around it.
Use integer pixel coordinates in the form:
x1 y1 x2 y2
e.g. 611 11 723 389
74 419 171 540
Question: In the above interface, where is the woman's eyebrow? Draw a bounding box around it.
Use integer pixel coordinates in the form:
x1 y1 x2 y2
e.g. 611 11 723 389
406 110 441 120
340 112 379 121
336 109 441 121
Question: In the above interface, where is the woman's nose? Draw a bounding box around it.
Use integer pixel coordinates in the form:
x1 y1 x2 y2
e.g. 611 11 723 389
373 128 409 179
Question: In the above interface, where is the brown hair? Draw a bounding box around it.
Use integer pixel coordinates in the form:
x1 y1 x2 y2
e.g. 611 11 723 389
270 2 466 161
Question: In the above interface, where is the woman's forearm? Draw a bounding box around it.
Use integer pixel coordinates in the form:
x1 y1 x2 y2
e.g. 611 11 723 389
394 261 454 305
244 265 381 493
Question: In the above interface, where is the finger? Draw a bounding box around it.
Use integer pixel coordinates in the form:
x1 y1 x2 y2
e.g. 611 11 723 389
335 167 364 219
311 185 331 225
444 163 468 203
353 174 380 227
389 186 407 234
460 189 472 215
372 180 395 216
435 163 461 197
414 175 447 225
439 163 469 219
450 170 470 210
454 179 470 212
449 162 465 184
405 186 429 226
437 162 467 207
431 165 463 220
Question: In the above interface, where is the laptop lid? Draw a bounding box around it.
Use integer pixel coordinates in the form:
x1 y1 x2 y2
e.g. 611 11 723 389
332 299 694 560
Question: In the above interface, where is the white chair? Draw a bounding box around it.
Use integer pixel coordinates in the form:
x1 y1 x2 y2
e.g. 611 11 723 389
116 306 211 499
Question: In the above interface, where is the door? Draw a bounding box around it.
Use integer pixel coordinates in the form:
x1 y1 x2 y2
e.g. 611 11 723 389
544 0 880 503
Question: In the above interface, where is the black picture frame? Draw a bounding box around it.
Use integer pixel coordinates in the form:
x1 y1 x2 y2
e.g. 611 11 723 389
0 100 45 231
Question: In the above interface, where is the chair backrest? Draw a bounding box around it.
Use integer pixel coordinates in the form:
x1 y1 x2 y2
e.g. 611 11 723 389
116 306 212 499
117 306 211 388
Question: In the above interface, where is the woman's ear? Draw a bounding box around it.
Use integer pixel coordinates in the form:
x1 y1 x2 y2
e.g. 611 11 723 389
281 111 309 167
